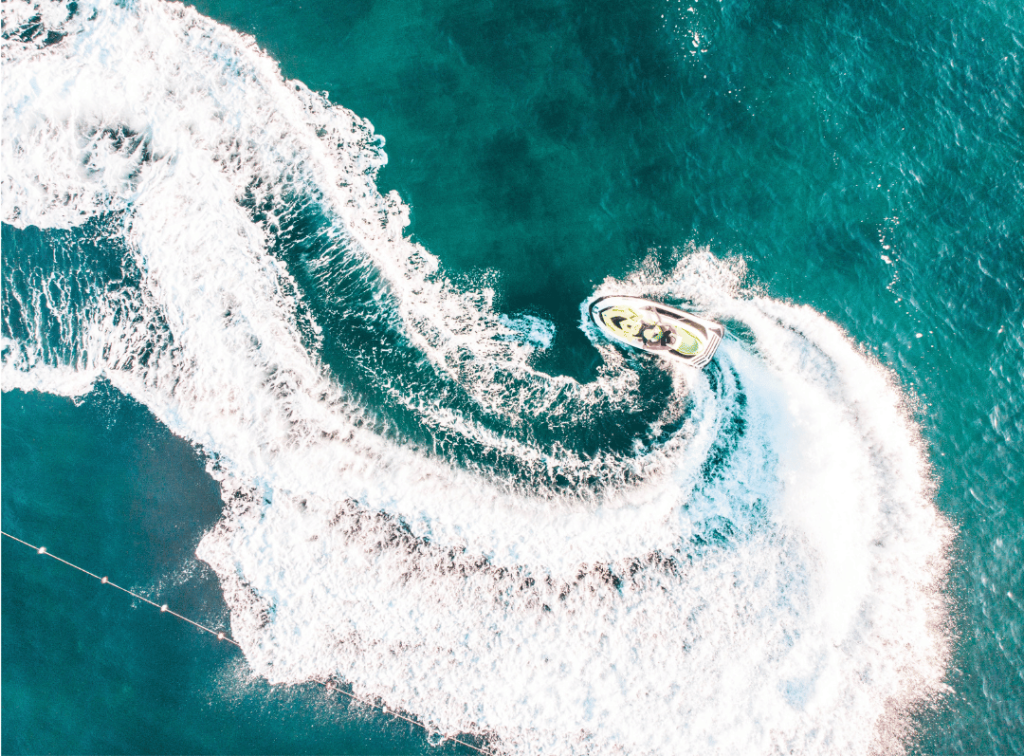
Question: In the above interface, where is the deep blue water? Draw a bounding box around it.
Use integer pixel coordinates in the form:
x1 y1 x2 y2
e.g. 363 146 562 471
2 0 1022 753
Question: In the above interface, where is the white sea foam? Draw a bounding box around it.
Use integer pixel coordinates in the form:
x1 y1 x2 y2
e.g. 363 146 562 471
2 1 951 754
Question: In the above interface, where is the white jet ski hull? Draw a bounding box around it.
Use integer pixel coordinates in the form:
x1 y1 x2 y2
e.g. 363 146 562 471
589 295 724 369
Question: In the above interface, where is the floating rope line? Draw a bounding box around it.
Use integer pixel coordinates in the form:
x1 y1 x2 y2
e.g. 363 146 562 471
1 529 494 756
2 530 240 644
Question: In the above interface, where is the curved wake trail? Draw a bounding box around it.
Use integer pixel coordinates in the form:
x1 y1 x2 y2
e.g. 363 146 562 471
2 2 951 754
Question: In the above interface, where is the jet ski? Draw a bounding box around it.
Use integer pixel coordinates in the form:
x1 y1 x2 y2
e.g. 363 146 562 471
589 295 724 369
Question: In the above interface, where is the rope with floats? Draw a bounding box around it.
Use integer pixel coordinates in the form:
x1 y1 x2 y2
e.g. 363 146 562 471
1 529 494 756
2 530 240 644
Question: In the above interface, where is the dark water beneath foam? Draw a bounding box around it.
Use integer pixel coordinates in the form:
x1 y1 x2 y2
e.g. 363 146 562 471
3 0 1023 752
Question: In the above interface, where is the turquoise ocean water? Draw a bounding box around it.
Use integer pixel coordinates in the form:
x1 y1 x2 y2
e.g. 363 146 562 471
2 0 1022 753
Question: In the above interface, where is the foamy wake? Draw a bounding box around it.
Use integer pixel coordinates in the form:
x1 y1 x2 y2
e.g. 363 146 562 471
2 1 951 754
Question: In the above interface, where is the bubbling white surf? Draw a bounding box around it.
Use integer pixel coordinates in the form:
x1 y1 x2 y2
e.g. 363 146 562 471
2 2 951 754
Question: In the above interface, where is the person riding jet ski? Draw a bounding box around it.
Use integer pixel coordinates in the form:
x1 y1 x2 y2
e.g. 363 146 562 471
589 296 723 368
